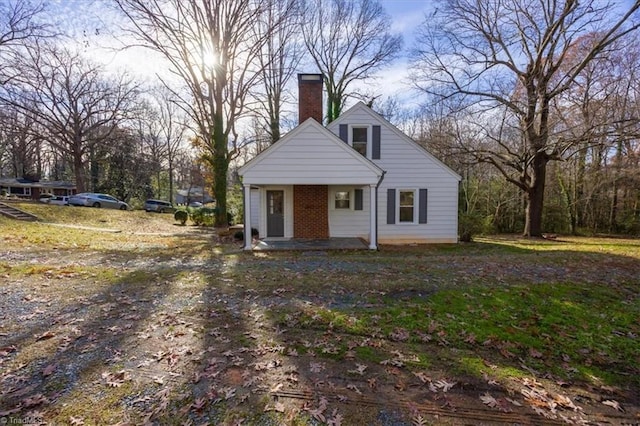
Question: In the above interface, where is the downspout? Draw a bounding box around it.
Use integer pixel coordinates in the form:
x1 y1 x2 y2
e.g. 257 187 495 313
375 170 386 250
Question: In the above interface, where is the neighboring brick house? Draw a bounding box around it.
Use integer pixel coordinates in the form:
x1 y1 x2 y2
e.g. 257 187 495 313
238 74 461 250
0 178 76 200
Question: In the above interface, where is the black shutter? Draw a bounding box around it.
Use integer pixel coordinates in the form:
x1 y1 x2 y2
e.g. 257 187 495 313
372 125 381 159
339 124 348 142
354 189 363 210
387 188 395 224
419 188 428 224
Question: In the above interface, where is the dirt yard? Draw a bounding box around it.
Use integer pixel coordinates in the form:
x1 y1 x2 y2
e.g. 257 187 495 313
1 204 639 425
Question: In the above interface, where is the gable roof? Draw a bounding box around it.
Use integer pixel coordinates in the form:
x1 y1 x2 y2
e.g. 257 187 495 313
239 118 384 185
328 102 462 181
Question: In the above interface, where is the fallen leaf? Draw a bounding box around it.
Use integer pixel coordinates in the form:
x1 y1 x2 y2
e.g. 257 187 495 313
327 408 343 426
36 331 56 341
0 345 17 356
346 383 362 395
69 416 85 425
602 399 624 412
480 392 498 408
434 379 455 392
42 364 57 377
309 362 325 373
264 401 286 413
529 348 543 358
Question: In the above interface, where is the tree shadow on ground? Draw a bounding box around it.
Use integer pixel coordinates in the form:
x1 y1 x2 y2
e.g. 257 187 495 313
0 236 226 423
2 237 638 424
150 240 638 424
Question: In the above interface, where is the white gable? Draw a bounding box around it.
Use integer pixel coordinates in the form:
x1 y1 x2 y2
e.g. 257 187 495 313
239 118 383 185
328 102 461 181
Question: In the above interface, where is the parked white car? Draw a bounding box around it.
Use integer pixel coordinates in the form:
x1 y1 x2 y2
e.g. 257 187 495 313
68 193 129 210
49 195 69 205
39 195 69 205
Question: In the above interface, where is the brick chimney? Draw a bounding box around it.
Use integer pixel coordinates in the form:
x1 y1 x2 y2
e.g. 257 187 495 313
298 73 323 124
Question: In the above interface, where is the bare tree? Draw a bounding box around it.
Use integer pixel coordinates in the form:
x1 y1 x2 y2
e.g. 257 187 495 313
0 0 55 83
1 43 139 192
254 0 304 143
0 0 50 45
115 0 277 226
135 87 189 202
410 0 640 237
0 108 43 179
301 0 402 123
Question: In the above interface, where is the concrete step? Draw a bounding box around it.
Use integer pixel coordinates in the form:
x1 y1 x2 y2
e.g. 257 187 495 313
0 202 38 221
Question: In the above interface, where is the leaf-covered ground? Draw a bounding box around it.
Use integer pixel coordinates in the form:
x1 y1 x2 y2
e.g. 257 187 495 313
1 203 639 425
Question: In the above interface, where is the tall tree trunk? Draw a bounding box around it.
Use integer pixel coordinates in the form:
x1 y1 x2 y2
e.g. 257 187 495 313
270 115 280 144
523 151 547 237
609 139 623 231
213 107 228 227
74 152 86 193
558 172 576 235
168 160 174 204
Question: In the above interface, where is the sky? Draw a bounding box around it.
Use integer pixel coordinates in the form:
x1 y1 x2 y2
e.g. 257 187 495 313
47 0 638 116
376 0 434 106
44 0 434 114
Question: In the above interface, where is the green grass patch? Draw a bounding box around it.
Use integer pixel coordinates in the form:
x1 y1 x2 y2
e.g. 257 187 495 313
289 281 638 387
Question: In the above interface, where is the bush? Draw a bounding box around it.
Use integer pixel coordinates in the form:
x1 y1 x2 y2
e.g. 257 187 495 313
190 207 216 226
619 214 640 236
174 209 188 225
459 211 488 242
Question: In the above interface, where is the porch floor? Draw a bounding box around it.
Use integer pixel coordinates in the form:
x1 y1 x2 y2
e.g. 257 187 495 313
252 237 369 251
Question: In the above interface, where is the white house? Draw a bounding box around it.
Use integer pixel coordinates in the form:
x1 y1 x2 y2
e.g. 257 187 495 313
238 74 461 250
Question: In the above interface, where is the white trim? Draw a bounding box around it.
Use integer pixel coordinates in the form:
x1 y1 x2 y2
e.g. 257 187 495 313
243 184 252 250
396 188 418 225
348 124 371 159
329 187 354 211
369 184 377 250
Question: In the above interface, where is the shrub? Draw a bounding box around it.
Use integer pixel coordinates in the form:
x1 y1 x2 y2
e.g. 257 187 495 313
174 210 188 225
459 211 488 242
190 207 215 226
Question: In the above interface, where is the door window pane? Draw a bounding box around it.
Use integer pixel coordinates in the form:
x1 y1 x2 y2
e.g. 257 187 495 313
268 191 283 214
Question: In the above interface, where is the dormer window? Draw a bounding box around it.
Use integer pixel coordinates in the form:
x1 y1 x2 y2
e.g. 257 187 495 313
339 123 381 160
351 126 368 157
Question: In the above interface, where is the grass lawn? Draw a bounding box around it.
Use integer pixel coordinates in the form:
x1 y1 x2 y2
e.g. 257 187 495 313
0 202 638 425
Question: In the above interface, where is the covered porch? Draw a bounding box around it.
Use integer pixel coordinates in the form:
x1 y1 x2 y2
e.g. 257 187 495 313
237 119 384 251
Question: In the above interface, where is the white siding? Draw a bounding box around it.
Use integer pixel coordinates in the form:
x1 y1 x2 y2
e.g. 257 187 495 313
328 185 370 238
329 104 460 243
241 121 381 185
250 188 260 235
